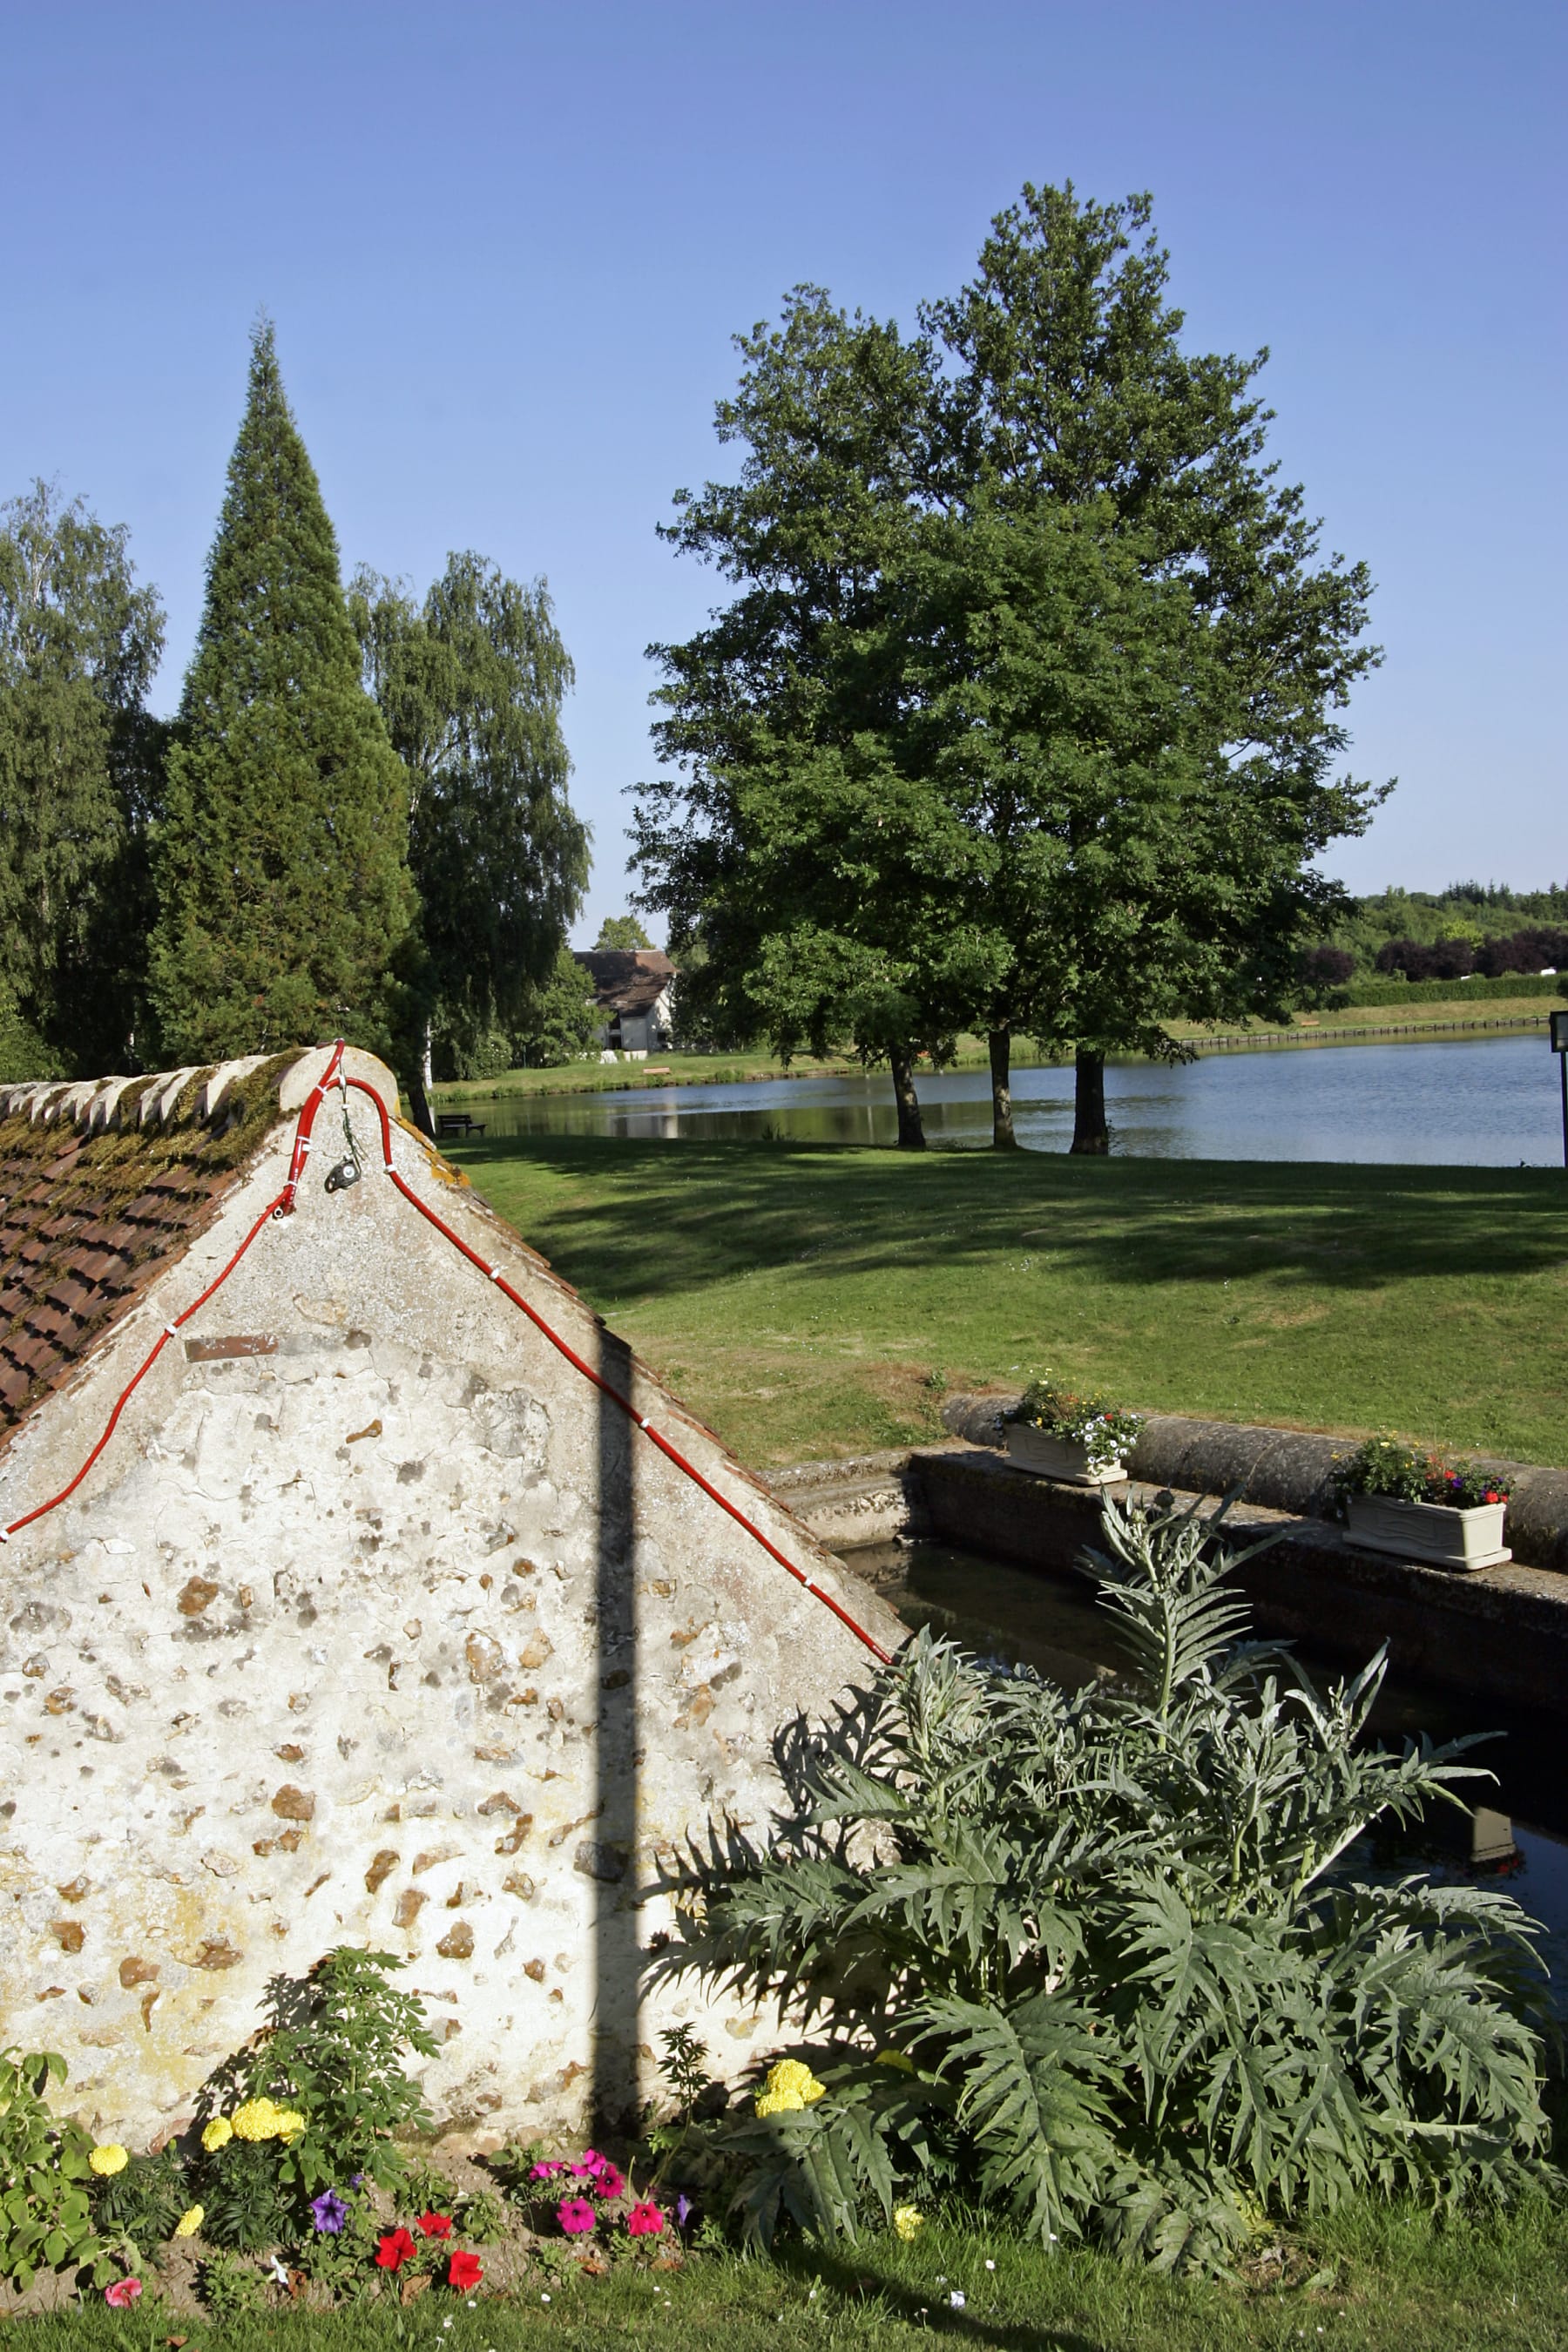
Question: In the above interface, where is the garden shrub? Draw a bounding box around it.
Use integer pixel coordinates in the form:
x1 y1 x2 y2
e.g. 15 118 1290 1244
658 1497 1559 2271
196 1944 437 2213
0 2048 110 2290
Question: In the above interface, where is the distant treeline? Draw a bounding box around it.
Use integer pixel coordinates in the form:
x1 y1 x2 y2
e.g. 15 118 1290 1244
1306 883 1568 993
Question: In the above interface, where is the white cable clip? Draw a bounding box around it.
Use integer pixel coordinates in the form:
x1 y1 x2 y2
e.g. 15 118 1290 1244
164 1323 179 1336
489 1267 504 1283
0 1528 10 1543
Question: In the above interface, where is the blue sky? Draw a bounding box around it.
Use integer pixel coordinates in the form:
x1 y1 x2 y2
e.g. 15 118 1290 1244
6 0 1563 939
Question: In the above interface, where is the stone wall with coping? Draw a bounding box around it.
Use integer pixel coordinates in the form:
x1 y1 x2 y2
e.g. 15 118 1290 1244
940 1395 1568 1577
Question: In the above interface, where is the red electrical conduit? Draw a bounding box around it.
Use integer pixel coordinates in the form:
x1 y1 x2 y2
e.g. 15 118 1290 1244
2 1043 894 1667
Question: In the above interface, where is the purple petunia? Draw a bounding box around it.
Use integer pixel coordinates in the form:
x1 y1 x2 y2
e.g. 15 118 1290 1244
675 2193 693 2227
311 2190 348 2234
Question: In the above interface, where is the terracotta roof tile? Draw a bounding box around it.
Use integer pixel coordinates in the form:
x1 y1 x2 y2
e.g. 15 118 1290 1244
0 1054 299 1457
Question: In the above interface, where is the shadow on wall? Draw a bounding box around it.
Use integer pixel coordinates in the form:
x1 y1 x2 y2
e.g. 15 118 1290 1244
595 1326 639 2127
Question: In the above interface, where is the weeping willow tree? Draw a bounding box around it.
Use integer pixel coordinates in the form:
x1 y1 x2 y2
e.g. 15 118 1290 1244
657 1498 1558 2273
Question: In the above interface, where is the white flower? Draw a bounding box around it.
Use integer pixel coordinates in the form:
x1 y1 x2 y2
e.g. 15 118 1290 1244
984 2258 997 2270
266 2255 289 2285
950 2289 966 2308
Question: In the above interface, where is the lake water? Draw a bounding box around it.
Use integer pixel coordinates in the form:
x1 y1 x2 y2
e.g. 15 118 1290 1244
465 1031 1565 1165
859 1535 1568 1973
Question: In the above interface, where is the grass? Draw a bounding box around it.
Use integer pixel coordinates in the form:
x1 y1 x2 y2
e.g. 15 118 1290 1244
428 997 1558 1104
18 2198 1568 2349
445 1134 1568 1470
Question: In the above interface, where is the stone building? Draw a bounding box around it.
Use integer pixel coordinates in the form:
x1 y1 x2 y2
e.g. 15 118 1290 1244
0 1045 899 2148
571 949 677 1057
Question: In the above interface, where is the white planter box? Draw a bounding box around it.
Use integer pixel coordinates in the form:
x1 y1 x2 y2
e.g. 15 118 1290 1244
1344 1493 1510 1571
1004 1424 1129 1485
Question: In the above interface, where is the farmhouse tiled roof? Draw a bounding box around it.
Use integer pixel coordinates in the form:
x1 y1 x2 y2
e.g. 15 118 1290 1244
0 1054 300 1448
572 949 674 1017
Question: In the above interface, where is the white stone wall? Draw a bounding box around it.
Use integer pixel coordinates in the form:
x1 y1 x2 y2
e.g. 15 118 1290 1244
0 1051 900 2148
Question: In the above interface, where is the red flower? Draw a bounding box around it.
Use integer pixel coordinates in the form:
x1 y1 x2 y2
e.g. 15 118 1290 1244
417 2210 453 2238
627 2200 666 2236
448 2249 483 2292
375 2227 417 2271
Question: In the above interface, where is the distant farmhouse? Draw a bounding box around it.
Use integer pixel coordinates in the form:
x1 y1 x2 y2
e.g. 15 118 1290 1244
572 949 677 1058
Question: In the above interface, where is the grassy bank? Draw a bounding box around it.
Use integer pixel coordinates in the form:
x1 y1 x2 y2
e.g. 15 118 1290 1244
429 997 1558 1105
449 1135 1567 1469
18 2197 1568 2349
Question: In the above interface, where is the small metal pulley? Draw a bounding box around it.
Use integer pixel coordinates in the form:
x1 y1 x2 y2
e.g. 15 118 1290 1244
324 1065 363 1195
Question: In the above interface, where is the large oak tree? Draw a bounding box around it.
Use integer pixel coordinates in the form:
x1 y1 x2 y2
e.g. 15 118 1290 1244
633 186 1385 1150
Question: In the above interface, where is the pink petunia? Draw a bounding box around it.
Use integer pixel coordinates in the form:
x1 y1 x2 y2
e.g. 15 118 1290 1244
591 2163 626 2199
105 2279 143 2308
529 2159 567 2179
627 2200 666 2237
558 2196 598 2236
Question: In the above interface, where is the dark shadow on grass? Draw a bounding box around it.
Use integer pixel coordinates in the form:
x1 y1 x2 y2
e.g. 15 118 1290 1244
773 2239 1104 2350
452 1133 1568 1307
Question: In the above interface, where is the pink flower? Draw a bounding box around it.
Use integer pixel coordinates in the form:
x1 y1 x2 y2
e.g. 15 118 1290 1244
627 2200 666 2237
529 2159 567 2179
558 2196 598 2236
105 2279 143 2308
591 2162 626 2199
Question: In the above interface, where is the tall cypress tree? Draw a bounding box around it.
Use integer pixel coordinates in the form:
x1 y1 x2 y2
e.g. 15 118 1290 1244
150 321 415 1061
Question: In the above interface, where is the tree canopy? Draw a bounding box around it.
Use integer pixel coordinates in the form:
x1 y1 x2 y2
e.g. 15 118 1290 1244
351 553 587 1086
593 913 654 950
0 481 166 1074
633 185 1385 1148
149 320 416 1064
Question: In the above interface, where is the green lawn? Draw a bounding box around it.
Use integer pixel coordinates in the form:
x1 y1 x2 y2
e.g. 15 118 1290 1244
447 1135 1568 1470
19 2198 1568 2349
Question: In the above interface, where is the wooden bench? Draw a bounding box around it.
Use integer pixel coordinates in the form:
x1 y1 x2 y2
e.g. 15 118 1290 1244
435 1112 486 1139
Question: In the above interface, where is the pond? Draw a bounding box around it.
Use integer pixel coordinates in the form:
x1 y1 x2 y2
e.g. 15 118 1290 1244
855 1535 1568 1973
464 1031 1565 1165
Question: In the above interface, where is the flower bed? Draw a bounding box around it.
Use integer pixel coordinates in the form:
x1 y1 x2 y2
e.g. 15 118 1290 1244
1000 1376 1144 1483
1334 1436 1511 1569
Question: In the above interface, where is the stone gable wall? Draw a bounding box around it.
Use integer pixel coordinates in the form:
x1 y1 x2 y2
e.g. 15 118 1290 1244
0 1051 900 2149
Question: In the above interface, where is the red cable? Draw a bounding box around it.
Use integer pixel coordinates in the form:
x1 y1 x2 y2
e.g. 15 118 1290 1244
1 1190 287 1541
344 1076 892 1664
2 1046 893 1665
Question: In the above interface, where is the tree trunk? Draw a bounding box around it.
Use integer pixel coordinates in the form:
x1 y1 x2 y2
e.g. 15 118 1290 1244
421 1017 435 1093
405 1066 436 1139
889 1045 926 1150
1070 1046 1109 1155
988 1026 1017 1148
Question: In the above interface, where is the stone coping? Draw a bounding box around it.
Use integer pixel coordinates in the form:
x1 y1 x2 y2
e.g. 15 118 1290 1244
940 1396 1568 1579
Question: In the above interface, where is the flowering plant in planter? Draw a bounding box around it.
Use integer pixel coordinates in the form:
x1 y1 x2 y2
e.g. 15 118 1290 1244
1333 1436 1509 1511
1001 1377 1144 1475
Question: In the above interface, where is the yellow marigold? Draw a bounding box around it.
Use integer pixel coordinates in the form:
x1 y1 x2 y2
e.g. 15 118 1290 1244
274 2109 307 2142
893 2205 923 2240
89 2144 129 2176
754 2087 806 2117
200 2116 233 2152
173 2205 204 2239
230 2098 283 2141
762 2058 825 2105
